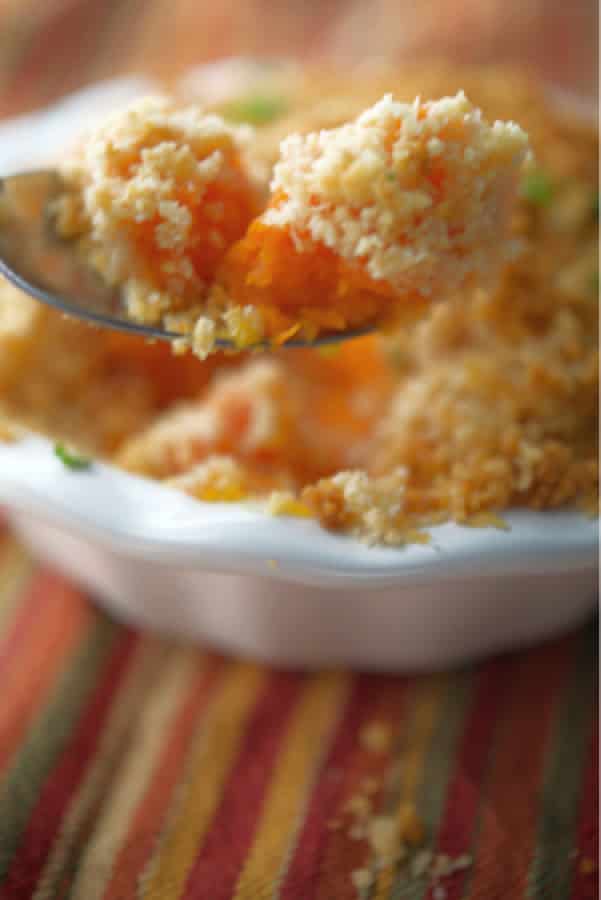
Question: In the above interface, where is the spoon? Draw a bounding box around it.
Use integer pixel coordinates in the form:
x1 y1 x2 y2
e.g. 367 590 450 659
0 170 370 348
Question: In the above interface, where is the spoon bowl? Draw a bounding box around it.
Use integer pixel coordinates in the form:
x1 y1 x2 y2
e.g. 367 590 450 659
0 170 371 348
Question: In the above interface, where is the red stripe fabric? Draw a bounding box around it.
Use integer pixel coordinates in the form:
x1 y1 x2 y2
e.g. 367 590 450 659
464 637 574 899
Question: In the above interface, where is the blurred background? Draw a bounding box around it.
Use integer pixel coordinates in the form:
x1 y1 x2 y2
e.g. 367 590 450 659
0 0 597 119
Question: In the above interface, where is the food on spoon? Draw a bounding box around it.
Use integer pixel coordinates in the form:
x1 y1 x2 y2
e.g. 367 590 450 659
53 97 261 334
55 91 530 357
206 91 530 354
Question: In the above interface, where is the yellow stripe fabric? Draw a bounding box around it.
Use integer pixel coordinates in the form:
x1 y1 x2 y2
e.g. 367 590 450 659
233 672 350 900
32 639 166 900
140 663 265 900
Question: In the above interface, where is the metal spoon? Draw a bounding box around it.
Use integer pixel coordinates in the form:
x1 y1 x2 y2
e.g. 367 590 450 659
0 170 370 348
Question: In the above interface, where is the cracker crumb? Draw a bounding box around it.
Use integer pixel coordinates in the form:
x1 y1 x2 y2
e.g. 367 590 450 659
345 793 372 820
192 318 217 360
412 849 434 878
454 853 472 871
351 868 372 892
431 854 452 880
579 857 597 875
360 721 393 753
367 815 403 864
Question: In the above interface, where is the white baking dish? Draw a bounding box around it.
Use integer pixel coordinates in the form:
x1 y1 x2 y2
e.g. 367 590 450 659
0 75 597 670
0 436 597 670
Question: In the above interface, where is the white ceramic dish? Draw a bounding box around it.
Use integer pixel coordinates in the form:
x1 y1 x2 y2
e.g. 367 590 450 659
0 75 598 670
0 437 597 670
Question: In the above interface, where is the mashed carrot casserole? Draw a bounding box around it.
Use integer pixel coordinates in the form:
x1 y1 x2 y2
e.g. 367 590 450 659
0 63 597 545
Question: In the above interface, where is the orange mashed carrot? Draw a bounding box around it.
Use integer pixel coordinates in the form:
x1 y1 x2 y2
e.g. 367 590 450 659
212 220 404 345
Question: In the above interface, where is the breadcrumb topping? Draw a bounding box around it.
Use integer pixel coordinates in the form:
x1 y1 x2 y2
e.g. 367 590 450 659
55 90 530 355
264 92 529 296
359 721 394 753
55 96 260 338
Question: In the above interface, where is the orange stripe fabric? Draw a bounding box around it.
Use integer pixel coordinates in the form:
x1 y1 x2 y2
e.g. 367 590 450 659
0 567 51 682
0 577 90 774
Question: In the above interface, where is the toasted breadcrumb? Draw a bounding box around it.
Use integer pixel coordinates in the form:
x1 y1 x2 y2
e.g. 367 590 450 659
265 92 528 293
579 857 597 875
350 868 372 892
360 721 393 753
348 798 471 898
412 849 434 878
55 90 529 355
346 793 372 820
367 815 406 865
55 96 260 349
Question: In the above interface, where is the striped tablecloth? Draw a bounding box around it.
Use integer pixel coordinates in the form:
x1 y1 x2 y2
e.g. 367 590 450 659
0 2 598 897
0 521 597 899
